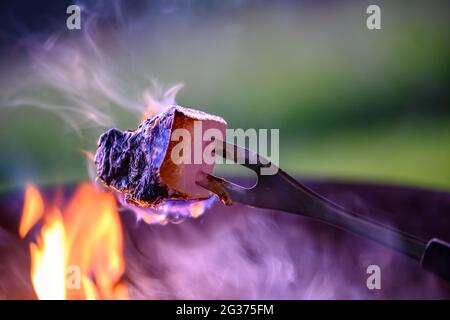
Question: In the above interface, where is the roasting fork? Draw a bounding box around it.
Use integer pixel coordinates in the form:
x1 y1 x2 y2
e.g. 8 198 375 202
196 141 450 281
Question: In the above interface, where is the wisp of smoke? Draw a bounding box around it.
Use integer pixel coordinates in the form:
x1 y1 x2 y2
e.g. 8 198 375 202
1 4 183 135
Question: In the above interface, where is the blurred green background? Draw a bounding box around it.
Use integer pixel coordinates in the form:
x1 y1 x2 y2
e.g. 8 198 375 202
0 0 449 191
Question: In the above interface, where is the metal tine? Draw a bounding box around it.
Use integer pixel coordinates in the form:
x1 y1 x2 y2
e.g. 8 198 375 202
196 141 282 207
196 171 254 206
203 141 353 213
216 140 273 174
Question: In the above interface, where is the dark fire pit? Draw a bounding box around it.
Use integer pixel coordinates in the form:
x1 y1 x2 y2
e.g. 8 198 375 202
1 179 449 299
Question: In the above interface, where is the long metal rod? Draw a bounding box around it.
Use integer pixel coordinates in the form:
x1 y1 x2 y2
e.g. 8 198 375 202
263 170 427 260
199 168 426 260
198 141 427 260
197 141 450 280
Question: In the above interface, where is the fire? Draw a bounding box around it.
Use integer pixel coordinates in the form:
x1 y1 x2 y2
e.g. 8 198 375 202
29 209 66 300
140 100 159 122
19 184 44 238
128 197 215 225
19 182 128 300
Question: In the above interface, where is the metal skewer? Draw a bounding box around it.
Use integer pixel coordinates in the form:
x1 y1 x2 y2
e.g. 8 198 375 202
196 141 450 281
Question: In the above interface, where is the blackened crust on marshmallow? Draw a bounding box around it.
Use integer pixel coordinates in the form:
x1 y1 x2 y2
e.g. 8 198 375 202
95 106 226 207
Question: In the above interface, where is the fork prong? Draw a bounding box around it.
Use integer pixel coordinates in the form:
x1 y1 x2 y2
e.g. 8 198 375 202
216 140 273 174
195 171 233 205
195 171 254 206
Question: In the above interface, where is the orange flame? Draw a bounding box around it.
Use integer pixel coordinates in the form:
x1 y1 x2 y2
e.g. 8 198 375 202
19 182 128 300
29 208 66 300
140 100 159 122
19 184 44 238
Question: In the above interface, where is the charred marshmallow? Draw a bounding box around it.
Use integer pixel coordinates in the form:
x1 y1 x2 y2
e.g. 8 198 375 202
95 106 227 207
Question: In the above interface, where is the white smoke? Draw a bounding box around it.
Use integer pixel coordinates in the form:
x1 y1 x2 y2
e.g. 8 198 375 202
1 5 182 135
